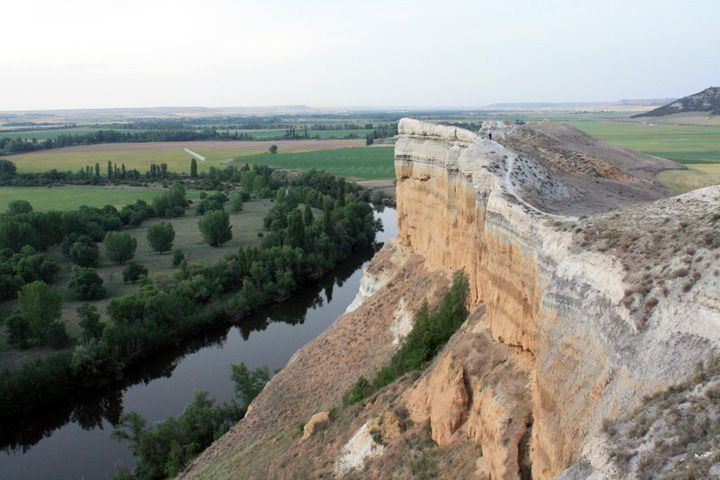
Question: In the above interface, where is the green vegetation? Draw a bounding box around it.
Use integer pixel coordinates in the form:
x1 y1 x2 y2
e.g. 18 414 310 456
198 210 232 246
569 120 720 164
104 231 137 264
111 363 270 480
344 271 469 405
238 146 395 180
13 281 67 348
656 163 720 193
146 221 175 253
122 261 148 283
0 166 380 424
0 186 200 212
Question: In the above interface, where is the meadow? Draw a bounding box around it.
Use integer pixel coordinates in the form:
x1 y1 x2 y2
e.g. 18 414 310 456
236 146 395 180
3 139 364 174
568 120 720 164
0 199 271 355
0 186 201 211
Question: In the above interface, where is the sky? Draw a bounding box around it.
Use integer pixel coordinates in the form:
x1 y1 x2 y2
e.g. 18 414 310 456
1 0 719 110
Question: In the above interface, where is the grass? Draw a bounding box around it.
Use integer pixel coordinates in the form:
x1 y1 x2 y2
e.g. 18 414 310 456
0 186 203 212
237 146 395 180
0 200 272 357
567 120 720 164
5 147 264 174
656 164 720 193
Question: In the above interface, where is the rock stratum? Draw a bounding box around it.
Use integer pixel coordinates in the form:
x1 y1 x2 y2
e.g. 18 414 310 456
181 119 720 479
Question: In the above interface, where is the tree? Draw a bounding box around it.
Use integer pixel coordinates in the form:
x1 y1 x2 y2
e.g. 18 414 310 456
122 261 148 283
104 231 137 264
69 266 106 300
229 192 244 213
172 248 185 267
198 210 232 246
6 200 32 216
287 209 305 249
304 205 314 226
95 162 100 178
107 161 113 178
17 281 64 346
268 144 278 154
230 363 271 406
147 222 175 253
190 157 198 178
69 241 100 267
77 304 104 343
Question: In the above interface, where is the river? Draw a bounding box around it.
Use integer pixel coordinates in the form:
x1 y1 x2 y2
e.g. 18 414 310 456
0 207 397 480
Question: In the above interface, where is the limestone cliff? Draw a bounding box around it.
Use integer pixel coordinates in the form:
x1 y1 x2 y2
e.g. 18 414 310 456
181 120 720 479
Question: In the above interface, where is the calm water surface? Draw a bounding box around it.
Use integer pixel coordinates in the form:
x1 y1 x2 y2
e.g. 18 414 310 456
0 207 397 480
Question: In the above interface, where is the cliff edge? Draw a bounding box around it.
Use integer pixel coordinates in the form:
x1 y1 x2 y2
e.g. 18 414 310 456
181 119 720 479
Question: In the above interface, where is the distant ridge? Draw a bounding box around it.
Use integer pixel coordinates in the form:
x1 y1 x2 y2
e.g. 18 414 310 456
635 87 720 117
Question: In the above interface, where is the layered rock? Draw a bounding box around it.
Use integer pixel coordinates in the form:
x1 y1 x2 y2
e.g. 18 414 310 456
181 119 720 479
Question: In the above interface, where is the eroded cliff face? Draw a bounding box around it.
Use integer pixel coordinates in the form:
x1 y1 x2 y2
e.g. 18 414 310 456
393 119 720 478
181 119 720 480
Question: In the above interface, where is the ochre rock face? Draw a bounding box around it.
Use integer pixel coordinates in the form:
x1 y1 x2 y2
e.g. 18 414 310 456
181 120 720 480
393 118 720 478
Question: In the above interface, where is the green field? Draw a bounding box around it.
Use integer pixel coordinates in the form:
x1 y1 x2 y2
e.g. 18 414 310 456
237 146 395 180
568 120 720 164
5 146 266 174
0 186 202 211
0 127 132 140
0 200 272 360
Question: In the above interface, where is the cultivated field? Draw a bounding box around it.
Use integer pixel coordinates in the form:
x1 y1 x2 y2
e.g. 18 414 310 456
569 120 720 165
0 185 202 211
656 164 720 193
3 139 365 174
0 200 272 358
237 146 395 180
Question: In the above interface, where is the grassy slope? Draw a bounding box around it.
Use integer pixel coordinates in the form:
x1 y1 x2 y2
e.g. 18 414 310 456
0 200 271 365
237 146 395 180
0 186 202 211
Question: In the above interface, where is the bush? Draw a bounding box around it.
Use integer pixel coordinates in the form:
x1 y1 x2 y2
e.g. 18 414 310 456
69 266 106 300
104 231 137 264
6 199 33 216
198 210 232 246
344 271 469 405
16 281 66 348
147 221 175 253
77 303 104 343
229 192 244 213
172 249 185 267
69 241 100 267
122 261 148 284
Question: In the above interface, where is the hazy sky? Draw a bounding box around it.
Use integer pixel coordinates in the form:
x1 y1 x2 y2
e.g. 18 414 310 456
2 0 718 110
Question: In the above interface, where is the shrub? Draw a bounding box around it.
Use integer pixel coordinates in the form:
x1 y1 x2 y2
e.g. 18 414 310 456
147 221 175 253
104 231 137 264
229 192 244 213
77 304 104 343
17 281 66 348
172 249 185 267
69 241 100 267
344 271 469 405
69 266 106 300
6 199 33 216
122 261 148 284
198 210 232 246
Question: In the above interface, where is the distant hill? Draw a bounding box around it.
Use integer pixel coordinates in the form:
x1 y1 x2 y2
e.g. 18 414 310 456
636 87 720 117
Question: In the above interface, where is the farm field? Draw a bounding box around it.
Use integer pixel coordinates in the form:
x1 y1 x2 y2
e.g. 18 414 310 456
566 120 720 164
3 139 365 174
656 164 720 193
0 127 143 140
0 185 201 211
237 146 395 180
0 199 272 359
